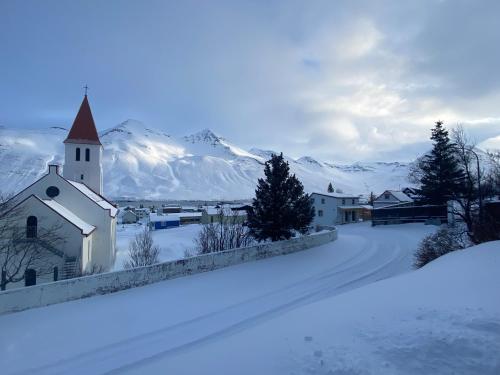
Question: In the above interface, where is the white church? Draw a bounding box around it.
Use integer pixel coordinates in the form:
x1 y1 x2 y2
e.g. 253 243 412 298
5 95 117 285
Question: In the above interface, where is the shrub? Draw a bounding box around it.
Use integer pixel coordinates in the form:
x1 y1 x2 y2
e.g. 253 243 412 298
194 209 254 254
414 226 468 269
123 226 160 269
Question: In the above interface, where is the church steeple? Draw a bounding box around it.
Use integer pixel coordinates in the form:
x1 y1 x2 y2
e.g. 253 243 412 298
64 95 102 145
63 94 104 194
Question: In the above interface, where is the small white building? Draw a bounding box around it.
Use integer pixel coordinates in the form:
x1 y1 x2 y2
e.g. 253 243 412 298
311 192 364 227
120 209 138 224
373 190 414 209
1 95 117 287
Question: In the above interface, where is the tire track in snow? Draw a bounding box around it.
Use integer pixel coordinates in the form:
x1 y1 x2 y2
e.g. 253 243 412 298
14 235 408 375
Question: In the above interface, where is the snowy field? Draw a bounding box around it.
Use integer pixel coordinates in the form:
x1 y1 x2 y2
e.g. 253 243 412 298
114 223 201 270
1 223 499 374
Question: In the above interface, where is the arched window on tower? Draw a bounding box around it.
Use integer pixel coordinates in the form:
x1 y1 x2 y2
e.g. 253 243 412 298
76 147 81 161
85 148 90 162
26 216 37 238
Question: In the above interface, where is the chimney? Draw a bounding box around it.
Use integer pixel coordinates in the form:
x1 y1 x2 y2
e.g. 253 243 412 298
48 164 60 175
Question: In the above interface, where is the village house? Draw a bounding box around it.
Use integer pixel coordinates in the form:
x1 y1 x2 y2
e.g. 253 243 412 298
201 206 247 224
311 192 364 227
149 213 180 230
373 190 414 209
119 209 138 224
1 95 117 288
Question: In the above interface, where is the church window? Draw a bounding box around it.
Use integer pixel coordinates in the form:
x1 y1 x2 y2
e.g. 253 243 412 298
85 148 90 162
26 216 37 238
46 186 60 198
76 147 81 161
81 174 84 180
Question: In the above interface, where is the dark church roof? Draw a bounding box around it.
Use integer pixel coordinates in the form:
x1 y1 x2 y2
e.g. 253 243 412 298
64 95 102 145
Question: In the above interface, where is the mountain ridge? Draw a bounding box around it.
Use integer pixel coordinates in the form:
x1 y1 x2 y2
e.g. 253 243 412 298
0 120 412 200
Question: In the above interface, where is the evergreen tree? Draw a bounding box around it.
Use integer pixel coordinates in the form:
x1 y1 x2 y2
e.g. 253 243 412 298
248 153 315 241
327 182 334 193
418 121 465 204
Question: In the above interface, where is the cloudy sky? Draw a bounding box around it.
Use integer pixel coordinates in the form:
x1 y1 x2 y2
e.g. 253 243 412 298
1 0 499 162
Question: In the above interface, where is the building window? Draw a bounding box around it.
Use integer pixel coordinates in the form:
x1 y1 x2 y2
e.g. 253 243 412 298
352 199 355 204
26 216 37 238
385 194 390 200
321 198 325 204
81 174 84 180
76 147 80 161
46 186 60 198
342 199 345 205
318 210 323 217
85 148 90 162
345 211 349 222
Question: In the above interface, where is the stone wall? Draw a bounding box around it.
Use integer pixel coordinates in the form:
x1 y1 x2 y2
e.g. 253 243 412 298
0 229 337 315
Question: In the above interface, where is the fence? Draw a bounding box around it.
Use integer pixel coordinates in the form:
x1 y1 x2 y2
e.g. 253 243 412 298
372 204 448 226
0 228 337 315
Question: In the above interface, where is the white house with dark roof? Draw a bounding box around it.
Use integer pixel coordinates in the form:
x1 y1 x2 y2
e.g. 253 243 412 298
373 190 414 209
311 192 364 227
2 95 117 286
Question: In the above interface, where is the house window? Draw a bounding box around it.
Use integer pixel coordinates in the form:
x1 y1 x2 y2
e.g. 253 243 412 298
321 198 325 204
85 148 90 162
81 174 84 180
76 147 81 161
345 211 349 222
342 199 345 205
26 216 37 238
318 210 323 217
352 199 355 204
385 194 390 200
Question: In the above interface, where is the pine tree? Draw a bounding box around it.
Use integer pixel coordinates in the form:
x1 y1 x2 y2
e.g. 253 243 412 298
418 121 465 205
248 153 315 241
327 182 334 193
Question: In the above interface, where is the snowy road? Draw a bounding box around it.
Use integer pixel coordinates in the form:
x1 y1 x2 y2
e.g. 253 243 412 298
0 223 436 375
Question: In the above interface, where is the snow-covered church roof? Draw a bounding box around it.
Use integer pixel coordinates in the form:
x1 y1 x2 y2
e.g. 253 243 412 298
67 180 118 217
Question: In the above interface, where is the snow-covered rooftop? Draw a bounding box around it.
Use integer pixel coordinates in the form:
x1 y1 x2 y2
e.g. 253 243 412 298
149 213 181 222
41 198 95 235
386 190 414 202
67 181 118 217
311 192 360 199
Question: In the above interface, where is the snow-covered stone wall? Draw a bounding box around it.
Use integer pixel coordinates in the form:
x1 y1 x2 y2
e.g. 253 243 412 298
0 229 337 315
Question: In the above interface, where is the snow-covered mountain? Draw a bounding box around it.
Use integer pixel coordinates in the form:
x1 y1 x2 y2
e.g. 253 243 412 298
0 120 411 200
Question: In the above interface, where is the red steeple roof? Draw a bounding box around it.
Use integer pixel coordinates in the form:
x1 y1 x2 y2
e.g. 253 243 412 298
64 95 102 145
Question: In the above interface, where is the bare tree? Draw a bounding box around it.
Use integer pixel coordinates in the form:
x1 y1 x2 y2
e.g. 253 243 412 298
194 208 254 254
123 226 160 269
0 195 64 290
449 126 499 242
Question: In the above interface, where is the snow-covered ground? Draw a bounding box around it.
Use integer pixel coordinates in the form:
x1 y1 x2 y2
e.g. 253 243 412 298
1 223 499 375
114 223 201 270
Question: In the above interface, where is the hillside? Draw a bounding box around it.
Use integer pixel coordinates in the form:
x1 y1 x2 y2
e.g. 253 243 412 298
0 121 411 200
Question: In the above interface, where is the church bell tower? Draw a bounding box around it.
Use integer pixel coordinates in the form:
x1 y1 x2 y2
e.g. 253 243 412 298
63 94 103 194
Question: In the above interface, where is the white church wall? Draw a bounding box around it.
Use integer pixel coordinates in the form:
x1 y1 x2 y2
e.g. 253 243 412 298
0 228 337 314
13 167 114 271
11 196 86 259
1 196 87 290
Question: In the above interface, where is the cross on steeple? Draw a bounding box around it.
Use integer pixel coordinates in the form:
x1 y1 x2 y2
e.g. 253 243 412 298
83 84 89 96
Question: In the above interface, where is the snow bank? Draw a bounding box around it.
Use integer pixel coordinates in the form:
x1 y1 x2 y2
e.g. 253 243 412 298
203 240 500 375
